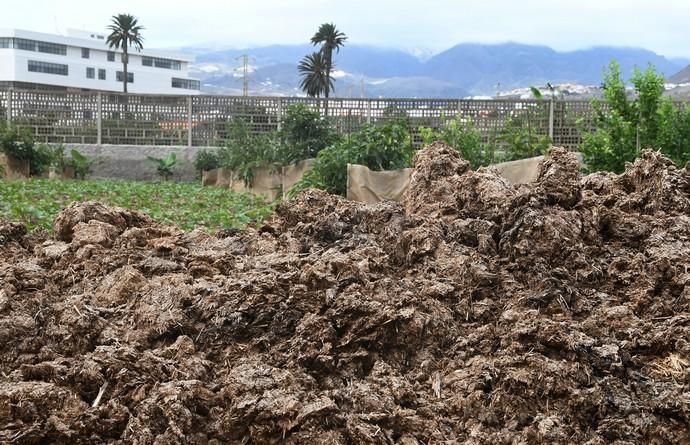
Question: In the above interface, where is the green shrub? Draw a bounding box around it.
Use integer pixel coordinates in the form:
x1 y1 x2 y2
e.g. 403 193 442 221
219 118 280 186
0 123 35 161
277 104 339 164
419 115 499 169
656 99 690 166
499 114 551 161
67 149 95 180
193 149 220 174
578 61 678 173
148 152 177 181
291 119 413 196
29 143 56 176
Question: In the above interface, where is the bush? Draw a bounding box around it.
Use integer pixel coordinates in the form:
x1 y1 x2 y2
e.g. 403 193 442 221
0 123 35 161
67 149 95 180
291 119 413 196
277 104 339 164
219 118 280 186
656 100 690 166
193 149 220 174
419 115 499 169
30 143 57 176
578 61 682 173
148 153 177 181
499 114 551 161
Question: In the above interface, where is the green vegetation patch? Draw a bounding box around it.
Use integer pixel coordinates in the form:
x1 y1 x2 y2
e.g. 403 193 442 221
0 179 273 231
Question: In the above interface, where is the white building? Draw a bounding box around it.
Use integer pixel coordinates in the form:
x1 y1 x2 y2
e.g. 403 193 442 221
0 28 200 94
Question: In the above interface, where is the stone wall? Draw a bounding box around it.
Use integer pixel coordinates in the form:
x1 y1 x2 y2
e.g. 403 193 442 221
65 144 208 182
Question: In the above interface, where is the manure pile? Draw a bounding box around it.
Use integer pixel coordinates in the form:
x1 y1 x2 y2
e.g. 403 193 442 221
1 144 689 444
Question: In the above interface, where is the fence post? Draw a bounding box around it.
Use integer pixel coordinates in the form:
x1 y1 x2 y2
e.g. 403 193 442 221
187 96 193 148
276 97 283 131
96 92 102 145
6 88 13 124
548 98 554 141
367 99 372 124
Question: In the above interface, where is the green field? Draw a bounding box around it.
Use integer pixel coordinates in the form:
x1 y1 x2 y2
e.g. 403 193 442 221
0 179 274 232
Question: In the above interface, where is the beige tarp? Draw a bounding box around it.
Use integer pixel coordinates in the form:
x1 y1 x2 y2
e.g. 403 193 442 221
347 153 580 204
492 156 545 184
346 164 413 203
202 160 314 200
282 159 315 192
0 154 30 179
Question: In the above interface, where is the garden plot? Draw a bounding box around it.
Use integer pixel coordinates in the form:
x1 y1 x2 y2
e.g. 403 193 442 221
0 144 689 444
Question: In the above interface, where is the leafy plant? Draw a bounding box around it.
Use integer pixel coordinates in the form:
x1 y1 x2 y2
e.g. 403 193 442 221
500 114 551 161
219 118 280 186
0 123 35 161
148 152 177 181
579 61 667 173
277 104 339 163
419 115 499 169
291 119 413 196
193 149 220 174
0 179 272 231
30 143 57 176
656 99 690 166
67 149 95 179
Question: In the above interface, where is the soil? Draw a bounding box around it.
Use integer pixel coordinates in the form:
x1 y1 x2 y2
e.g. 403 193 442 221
1 143 689 444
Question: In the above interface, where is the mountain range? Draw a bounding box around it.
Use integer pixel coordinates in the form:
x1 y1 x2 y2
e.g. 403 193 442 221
181 43 690 98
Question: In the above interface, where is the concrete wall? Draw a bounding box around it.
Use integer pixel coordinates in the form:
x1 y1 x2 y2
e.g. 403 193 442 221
66 144 207 182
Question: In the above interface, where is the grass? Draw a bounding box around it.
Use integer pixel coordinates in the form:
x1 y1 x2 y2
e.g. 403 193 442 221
0 179 274 232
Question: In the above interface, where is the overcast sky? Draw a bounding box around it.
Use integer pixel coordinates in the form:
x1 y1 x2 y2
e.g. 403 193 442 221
2 0 689 57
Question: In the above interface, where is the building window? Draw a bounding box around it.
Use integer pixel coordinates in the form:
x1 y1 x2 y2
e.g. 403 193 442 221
28 60 69 76
171 77 200 90
116 71 134 83
15 38 36 51
10 38 66 55
36 41 66 55
107 51 115 62
82 48 90 58
0 38 10 48
98 69 106 80
86 67 95 79
142 56 181 70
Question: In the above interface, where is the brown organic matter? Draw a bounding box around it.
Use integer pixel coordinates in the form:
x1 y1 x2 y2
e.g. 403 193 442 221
1 145 689 444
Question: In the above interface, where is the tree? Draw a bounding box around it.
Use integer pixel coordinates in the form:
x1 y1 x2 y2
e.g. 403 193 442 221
298 52 332 98
577 61 690 172
106 14 144 93
310 23 347 99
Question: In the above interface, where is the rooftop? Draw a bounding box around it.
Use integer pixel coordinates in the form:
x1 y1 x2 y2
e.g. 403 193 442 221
0 28 193 62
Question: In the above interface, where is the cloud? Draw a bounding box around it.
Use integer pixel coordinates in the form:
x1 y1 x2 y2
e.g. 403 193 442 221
1 0 689 57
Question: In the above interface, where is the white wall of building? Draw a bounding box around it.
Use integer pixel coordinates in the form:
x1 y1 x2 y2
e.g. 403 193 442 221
0 28 200 95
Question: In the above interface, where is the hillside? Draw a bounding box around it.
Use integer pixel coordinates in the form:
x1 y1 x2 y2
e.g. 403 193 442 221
184 42 687 97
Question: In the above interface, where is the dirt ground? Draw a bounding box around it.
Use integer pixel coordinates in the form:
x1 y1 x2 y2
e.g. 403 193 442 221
1 144 689 444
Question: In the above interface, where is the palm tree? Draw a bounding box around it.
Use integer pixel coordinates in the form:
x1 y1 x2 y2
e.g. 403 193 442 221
298 52 332 98
106 14 144 93
310 23 347 99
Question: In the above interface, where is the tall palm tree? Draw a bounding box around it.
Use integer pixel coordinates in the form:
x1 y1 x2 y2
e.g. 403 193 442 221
298 52 332 98
106 14 144 93
310 23 347 99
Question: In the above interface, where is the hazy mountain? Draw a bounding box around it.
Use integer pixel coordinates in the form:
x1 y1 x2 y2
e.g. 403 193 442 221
185 42 686 97
669 65 690 84
424 43 683 93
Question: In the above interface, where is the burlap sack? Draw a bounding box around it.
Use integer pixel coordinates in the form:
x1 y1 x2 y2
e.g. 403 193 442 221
346 164 413 204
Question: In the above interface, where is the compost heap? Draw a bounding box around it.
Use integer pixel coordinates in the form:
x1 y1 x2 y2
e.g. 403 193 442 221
1 144 689 444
